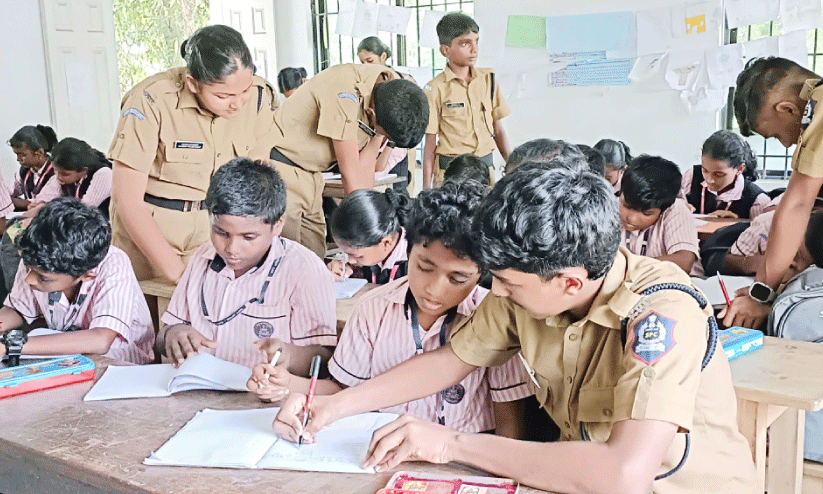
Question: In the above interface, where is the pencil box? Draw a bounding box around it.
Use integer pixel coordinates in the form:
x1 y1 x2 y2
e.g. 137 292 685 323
718 327 763 361
384 471 519 493
0 355 95 399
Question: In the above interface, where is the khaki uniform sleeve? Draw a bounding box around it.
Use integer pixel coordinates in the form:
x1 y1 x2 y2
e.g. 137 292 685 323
612 291 708 431
491 73 510 121
107 88 161 173
450 295 521 368
315 89 361 142
424 81 440 135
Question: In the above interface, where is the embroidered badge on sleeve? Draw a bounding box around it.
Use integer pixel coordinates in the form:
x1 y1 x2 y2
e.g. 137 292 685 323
630 311 677 365
338 92 358 104
123 108 145 120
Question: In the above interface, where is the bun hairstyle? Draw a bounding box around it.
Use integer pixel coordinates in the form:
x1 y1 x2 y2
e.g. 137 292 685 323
357 36 392 60
50 138 109 173
181 25 254 84
701 130 759 181
8 125 58 154
277 67 305 94
593 139 632 171
330 188 411 248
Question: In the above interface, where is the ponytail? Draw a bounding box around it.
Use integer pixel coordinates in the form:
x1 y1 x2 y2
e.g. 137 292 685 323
9 124 58 154
330 189 410 248
51 137 108 173
702 130 759 182
594 139 631 171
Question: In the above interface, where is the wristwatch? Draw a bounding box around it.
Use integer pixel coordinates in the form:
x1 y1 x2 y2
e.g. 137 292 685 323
748 281 776 304
1 329 28 367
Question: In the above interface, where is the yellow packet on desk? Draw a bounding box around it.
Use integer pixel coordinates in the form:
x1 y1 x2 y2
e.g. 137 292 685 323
5 220 24 242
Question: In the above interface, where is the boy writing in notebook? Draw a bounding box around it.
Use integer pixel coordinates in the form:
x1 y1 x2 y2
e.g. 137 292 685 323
250 181 530 438
423 13 511 189
274 165 755 493
619 155 699 274
159 158 336 372
0 198 154 364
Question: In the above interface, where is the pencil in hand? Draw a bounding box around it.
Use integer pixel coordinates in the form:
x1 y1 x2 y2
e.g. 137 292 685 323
258 349 282 389
299 354 322 447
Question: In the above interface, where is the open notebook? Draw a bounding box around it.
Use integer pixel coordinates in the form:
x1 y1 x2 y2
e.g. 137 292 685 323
690 275 754 307
336 278 368 299
84 353 251 401
145 408 399 473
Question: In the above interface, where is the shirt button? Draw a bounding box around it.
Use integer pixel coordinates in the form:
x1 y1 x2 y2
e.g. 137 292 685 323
567 376 573 384
183 155 188 159
217 153 222 157
603 408 613 417
119 133 125 138
643 368 655 378
569 333 578 341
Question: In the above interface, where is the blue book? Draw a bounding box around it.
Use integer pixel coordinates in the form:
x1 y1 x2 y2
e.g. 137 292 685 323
718 327 763 361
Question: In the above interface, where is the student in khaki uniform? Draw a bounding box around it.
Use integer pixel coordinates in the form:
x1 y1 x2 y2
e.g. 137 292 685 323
423 13 512 189
108 25 278 283
268 63 428 258
724 57 823 329
273 165 756 493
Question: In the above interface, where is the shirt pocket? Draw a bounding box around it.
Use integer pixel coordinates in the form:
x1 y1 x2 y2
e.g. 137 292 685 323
577 385 616 443
239 303 289 341
232 139 253 158
160 146 210 192
441 103 469 126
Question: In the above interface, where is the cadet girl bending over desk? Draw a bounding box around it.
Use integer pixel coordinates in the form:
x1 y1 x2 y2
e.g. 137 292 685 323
108 25 278 282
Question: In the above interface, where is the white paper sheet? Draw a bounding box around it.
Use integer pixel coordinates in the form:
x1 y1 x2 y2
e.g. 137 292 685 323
693 218 708 227
742 37 780 63
691 275 754 306
377 4 412 35
64 61 96 108
394 65 434 87
636 7 671 56
680 52 726 114
335 0 357 37
725 0 779 29
629 53 668 83
336 278 368 299
352 1 380 38
145 408 399 473
779 30 809 67
665 50 703 91
705 44 744 89
419 10 447 50
780 0 823 33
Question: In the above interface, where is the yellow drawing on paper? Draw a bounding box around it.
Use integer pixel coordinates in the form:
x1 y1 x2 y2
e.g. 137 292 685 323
686 15 706 34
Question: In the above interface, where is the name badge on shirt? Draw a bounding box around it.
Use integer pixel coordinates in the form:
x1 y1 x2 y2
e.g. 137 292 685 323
445 102 465 108
174 141 205 150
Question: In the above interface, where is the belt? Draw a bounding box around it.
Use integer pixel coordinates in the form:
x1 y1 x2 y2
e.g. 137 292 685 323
144 193 204 212
270 147 298 167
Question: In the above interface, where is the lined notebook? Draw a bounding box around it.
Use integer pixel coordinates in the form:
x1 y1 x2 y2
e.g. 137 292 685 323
145 407 399 473
336 278 368 299
84 353 251 401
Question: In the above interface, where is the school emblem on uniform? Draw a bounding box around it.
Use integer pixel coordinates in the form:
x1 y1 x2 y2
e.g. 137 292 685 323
253 321 274 339
630 311 677 365
122 108 145 120
337 92 358 103
441 384 465 404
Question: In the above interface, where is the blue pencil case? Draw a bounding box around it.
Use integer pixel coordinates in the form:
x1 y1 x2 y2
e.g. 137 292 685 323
0 355 95 399
718 327 763 361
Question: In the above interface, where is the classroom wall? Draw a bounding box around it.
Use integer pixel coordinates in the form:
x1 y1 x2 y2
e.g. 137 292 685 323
474 0 722 170
274 0 315 76
0 0 52 182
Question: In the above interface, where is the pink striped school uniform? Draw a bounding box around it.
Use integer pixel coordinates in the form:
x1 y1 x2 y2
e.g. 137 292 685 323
0 176 14 217
41 167 112 208
4 246 154 364
329 277 531 433
622 199 700 261
680 168 770 218
162 237 336 368
730 210 774 257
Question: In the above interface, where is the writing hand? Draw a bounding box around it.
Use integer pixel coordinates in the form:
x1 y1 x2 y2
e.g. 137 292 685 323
363 415 456 472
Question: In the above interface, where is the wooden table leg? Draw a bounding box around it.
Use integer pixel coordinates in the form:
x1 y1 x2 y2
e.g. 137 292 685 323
767 408 805 494
738 398 769 494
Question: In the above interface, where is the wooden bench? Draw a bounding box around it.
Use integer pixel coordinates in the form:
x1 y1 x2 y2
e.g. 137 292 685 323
804 460 823 494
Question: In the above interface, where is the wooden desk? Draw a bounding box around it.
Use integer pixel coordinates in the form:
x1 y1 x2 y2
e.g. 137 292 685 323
696 216 749 240
730 337 823 493
335 282 378 332
0 356 547 494
323 175 405 199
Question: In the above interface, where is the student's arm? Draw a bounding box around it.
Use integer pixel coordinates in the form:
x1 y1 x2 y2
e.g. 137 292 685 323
0 306 25 332
361 414 675 494
112 161 186 282
722 171 823 328
248 362 344 401
0 328 118 358
492 120 511 163
333 137 382 194
274 345 478 440
374 139 392 173
422 133 437 190
722 252 763 276
492 399 526 440
255 338 333 377
78 166 112 208
655 251 697 273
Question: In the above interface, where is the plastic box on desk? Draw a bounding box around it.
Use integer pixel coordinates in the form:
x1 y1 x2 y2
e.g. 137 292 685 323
718 327 764 361
0 355 95 399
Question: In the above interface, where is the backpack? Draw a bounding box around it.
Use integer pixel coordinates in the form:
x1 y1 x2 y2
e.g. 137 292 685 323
766 266 823 463
699 222 750 276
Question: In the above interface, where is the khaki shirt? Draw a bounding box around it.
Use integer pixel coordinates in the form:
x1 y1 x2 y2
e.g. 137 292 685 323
271 64 397 173
450 249 755 494
424 65 510 157
793 77 823 178
108 67 278 201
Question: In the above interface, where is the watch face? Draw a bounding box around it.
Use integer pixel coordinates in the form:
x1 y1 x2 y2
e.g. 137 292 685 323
750 282 773 302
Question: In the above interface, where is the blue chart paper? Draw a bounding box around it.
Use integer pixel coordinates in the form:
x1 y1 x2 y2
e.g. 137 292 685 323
546 11 635 55
550 57 633 87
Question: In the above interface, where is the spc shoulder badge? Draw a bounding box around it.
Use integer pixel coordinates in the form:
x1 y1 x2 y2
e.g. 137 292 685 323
630 311 677 365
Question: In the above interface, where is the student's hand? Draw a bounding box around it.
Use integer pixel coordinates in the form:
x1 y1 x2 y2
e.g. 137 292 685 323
164 324 218 367
363 415 457 472
708 209 739 219
273 393 338 443
327 259 354 281
687 203 696 213
248 362 291 402
719 292 770 330
22 202 45 218
252 338 291 369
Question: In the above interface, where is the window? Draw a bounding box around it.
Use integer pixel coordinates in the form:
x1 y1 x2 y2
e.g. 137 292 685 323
727 22 820 179
310 0 474 79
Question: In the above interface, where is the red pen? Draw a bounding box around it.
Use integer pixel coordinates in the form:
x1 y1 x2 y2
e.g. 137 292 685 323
298 354 322 447
717 274 732 308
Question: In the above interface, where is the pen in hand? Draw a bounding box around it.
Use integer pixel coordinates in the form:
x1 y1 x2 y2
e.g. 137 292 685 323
717 273 732 308
258 349 282 389
299 354 322 447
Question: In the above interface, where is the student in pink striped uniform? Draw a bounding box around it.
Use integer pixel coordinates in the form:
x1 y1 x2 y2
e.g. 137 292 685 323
160 158 336 373
619 156 700 274
0 198 154 364
326 189 410 283
251 180 530 437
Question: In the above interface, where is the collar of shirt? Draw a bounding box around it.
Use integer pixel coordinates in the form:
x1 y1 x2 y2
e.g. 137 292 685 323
353 64 397 111
800 78 823 100
377 228 408 271
702 172 744 203
442 64 479 85
379 276 480 319
202 239 285 281
175 71 214 117
48 270 97 309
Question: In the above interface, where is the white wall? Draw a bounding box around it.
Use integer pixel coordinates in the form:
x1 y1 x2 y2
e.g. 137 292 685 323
474 0 722 170
274 0 315 76
0 0 52 181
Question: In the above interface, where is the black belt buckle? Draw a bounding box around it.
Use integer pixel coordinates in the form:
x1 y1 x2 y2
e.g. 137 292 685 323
144 193 202 212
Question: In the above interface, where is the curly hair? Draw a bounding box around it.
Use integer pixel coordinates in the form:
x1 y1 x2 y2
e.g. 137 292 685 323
505 138 586 175
405 180 488 259
374 79 429 148
205 157 286 224
473 165 620 279
18 197 111 277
